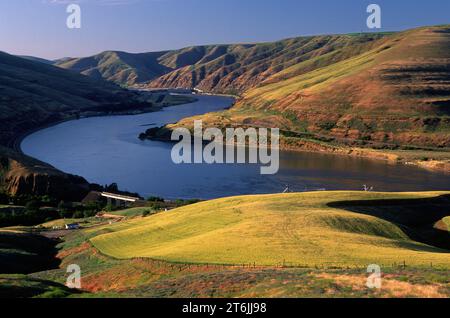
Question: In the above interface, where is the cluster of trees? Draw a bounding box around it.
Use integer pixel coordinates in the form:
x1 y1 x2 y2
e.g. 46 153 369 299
0 191 105 227
0 185 201 227
0 191 10 205
57 201 105 219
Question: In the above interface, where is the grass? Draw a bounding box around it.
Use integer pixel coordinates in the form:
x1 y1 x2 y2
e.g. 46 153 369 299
0 275 72 298
90 191 450 268
244 45 381 103
162 25 450 153
0 205 24 210
444 217 450 229
37 217 102 229
108 207 153 218
0 232 60 274
25 227 449 298
2 191 448 298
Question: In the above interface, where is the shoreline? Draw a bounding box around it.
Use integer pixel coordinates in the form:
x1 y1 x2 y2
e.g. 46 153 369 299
142 132 450 175
283 142 450 174
10 95 200 155
9 92 449 180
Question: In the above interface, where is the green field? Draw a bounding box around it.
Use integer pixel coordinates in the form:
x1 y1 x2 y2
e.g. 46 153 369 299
38 218 104 229
2 191 449 298
91 191 450 267
108 207 153 218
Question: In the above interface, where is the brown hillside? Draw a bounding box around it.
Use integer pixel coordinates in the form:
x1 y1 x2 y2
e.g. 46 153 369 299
161 26 449 150
148 34 388 94
238 26 450 147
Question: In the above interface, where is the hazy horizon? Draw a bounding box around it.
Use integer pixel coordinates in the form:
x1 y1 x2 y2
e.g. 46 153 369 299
1 0 449 60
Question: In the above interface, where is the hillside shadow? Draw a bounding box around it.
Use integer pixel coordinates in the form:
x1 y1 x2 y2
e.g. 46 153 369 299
0 277 75 298
327 194 450 251
0 233 61 274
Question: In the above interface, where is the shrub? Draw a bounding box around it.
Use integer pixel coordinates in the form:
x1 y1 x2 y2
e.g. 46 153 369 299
0 191 9 205
83 210 97 218
73 211 84 219
147 196 165 203
25 200 41 212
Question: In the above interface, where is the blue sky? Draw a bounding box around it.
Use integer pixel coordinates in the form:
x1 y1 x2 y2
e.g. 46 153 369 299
0 0 449 59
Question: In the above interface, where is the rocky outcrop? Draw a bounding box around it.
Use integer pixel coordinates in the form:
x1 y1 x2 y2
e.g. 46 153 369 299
0 147 90 201
0 52 160 200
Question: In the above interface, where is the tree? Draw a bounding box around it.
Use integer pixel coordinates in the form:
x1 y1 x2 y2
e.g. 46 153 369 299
25 200 41 213
0 191 9 205
106 183 119 193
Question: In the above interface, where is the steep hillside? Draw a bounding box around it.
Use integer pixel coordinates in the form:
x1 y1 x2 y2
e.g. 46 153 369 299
56 51 172 86
0 52 156 199
90 191 450 267
236 25 450 147
0 51 155 147
57 34 388 92
157 25 450 150
0 146 89 201
148 34 388 94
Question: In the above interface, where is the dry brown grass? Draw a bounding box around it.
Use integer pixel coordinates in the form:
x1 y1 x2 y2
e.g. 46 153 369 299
315 273 448 298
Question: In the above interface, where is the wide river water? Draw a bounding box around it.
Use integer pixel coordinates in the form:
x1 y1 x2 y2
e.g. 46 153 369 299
22 95 450 199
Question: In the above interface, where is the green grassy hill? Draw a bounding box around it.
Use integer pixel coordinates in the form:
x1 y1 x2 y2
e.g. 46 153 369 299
90 191 450 267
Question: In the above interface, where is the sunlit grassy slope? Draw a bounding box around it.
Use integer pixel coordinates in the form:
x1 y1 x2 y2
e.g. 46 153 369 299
91 192 450 267
165 25 450 149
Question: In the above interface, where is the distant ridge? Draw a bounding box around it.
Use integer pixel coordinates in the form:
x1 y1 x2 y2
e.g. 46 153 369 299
30 24 450 149
55 50 173 86
18 55 54 65
56 32 388 91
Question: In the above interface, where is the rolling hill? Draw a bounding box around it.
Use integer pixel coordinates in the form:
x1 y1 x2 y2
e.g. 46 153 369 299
55 50 173 86
148 34 389 94
235 25 450 148
0 51 154 147
56 33 388 91
58 25 450 149
0 52 157 200
90 191 450 267
151 25 450 150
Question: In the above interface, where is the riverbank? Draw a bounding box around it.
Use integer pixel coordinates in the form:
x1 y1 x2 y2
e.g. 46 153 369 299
281 137 450 174
9 93 198 155
140 124 450 174
0 91 197 201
